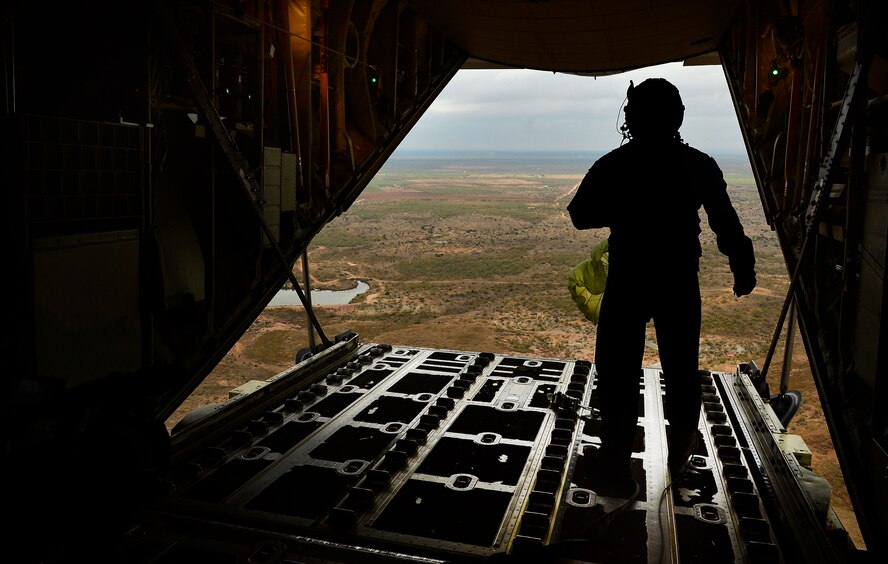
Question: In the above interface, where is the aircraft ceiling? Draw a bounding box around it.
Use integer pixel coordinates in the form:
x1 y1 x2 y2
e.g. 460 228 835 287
405 0 742 73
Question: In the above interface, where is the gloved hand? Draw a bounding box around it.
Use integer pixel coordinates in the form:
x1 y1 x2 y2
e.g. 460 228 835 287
733 270 757 297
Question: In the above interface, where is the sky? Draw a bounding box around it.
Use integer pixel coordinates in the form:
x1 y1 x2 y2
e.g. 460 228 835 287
396 61 746 155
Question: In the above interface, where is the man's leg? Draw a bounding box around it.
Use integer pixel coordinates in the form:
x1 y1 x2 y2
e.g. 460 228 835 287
654 272 702 472
594 278 648 471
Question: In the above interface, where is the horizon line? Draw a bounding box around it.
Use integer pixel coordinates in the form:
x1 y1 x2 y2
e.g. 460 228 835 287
391 148 750 154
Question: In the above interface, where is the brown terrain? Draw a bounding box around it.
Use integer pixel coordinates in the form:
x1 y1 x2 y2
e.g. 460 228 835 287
167 154 865 549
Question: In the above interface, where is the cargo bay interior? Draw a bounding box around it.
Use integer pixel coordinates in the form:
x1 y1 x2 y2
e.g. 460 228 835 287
3 1 887 562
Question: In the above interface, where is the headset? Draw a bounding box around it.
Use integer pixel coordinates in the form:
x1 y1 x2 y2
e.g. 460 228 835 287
617 79 685 144
616 80 633 143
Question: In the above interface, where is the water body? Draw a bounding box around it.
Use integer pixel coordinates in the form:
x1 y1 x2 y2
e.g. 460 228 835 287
268 280 370 307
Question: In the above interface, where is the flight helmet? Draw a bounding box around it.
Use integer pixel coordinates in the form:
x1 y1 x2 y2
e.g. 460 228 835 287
623 78 685 140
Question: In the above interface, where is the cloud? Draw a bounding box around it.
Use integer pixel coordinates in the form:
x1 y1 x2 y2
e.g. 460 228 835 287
398 62 745 154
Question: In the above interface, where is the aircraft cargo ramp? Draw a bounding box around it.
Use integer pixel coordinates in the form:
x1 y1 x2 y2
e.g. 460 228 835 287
126 336 843 563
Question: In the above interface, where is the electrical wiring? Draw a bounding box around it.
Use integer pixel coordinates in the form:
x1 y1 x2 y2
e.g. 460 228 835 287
657 480 675 564
210 0 377 73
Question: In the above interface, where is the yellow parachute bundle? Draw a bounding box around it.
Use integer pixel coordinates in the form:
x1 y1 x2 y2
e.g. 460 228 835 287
567 240 609 324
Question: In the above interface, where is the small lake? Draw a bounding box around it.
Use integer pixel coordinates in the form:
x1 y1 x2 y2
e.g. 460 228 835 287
268 280 370 307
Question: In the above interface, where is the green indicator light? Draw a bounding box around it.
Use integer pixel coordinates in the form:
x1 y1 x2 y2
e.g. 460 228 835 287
371 77 378 83
771 68 780 76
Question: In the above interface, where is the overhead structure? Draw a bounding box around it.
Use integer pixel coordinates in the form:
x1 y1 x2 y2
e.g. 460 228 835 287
405 0 742 73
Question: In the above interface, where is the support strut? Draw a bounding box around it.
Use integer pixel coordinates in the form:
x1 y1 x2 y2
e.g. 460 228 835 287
160 2 331 347
761 48 872 381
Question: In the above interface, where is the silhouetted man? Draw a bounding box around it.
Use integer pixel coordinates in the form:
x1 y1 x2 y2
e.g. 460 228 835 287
567 78 756 482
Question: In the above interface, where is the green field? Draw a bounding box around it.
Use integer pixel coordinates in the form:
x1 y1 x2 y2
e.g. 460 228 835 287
307 151 783 369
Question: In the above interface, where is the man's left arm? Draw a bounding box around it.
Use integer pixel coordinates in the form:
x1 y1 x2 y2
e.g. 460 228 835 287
701 158 756 296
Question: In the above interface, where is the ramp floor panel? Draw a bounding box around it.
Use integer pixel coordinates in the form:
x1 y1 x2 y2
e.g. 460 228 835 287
129 344 782 563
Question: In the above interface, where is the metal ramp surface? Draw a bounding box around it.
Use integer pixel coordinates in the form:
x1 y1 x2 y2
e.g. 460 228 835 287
128 342 796 563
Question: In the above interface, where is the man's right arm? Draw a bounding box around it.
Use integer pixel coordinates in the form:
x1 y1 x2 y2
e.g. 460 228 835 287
568 162 611 230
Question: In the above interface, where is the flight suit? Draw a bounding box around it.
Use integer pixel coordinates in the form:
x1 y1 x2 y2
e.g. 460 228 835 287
567 138 755 471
